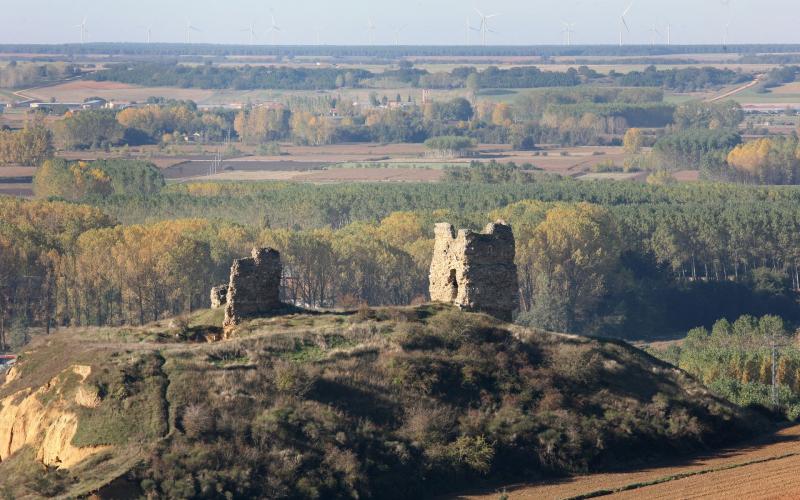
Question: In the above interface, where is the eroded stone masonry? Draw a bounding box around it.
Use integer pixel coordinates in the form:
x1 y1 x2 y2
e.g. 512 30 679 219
429 221 519 321
221 248 283 330
210 285 228 309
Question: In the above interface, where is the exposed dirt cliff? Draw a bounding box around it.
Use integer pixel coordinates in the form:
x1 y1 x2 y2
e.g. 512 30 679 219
0 365 109 469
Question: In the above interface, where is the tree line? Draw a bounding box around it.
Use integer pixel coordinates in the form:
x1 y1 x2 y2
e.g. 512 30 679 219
42 93 721 154
2 42 799 58
0 61 81 88
11 172 800 346
87 62 748 93
651 315 800 420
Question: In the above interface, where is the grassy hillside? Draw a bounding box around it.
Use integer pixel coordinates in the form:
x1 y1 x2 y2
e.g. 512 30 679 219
0 305 770 499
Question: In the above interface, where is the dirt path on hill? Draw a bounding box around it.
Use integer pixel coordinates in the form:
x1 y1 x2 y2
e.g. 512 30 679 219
456 424 800 499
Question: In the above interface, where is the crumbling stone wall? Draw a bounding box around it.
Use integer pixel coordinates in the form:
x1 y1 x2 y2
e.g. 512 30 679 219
210 285 228 309
223 248 282 330
429 221 519 321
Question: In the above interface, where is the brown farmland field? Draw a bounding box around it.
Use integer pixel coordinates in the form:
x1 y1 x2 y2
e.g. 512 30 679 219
0 183 32 197
457 424 800 500
199 167 444 183
0 166 36 197
160 144 627 182
22 80 215 104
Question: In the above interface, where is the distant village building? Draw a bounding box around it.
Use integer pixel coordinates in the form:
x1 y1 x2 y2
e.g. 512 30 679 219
29 98 108 113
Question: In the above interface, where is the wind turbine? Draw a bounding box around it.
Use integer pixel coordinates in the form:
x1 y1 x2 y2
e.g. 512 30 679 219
619 1 635 46
723 21 731 46
666 23 671 45
185 19 201 44
267 12 281 45
367 18 377 45
648 24 660 45
562 21 576 46
721 0 733 46
465 17 476 44
475 8 499 46
146 26 152 44
241 22 257 44
392 25 407 46
74 17 88 44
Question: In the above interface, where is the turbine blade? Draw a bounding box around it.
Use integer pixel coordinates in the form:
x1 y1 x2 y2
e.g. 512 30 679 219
622 17 630 32
623 0 635 17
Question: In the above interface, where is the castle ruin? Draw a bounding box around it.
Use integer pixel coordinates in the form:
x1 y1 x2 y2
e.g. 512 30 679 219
221 248 283 331
210 285 228 309
429 221 519 321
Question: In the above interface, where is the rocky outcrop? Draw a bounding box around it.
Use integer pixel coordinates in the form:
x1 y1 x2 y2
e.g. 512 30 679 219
210 285 228 309
223 248 283 331
429 221 519 321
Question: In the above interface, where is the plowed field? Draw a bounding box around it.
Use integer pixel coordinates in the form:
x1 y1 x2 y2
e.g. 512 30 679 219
457 425 800 500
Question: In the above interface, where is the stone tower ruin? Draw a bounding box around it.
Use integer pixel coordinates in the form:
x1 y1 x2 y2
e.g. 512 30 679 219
222 247 283 330
429 221 519 321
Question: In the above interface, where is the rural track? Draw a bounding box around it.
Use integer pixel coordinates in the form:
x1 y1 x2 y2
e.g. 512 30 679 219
12 74 87 104
707 75 763 103
456 424 800 499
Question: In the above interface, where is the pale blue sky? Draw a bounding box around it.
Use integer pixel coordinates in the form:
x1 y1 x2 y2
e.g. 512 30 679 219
3 0 798 46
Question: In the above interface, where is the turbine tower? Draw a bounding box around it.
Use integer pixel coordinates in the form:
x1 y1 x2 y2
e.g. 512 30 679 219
666 23 671 45
146 26 152 44
619 1 635 46
723 21 731 46
74 17 88 44
185 19 201 44
721 0 733 46
562 21 575 46
393 25 407 46
648 24 660 45
367 18 377 45
475 8 499 46
465 17 472 44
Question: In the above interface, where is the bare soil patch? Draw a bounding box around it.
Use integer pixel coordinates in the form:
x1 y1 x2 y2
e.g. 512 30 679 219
186 167 443 183
163 160 327 179
0 166 36 178
673 170 701 182
295 167 443 182
0 183 32 197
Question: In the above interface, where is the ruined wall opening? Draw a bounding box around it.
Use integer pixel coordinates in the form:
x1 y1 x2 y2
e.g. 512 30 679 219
448 269 458 300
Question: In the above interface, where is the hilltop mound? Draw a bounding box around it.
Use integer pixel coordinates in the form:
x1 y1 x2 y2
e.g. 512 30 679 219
0 305 769 499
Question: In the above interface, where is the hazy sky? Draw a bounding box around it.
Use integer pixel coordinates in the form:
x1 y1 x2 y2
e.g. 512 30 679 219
3 0 799 46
